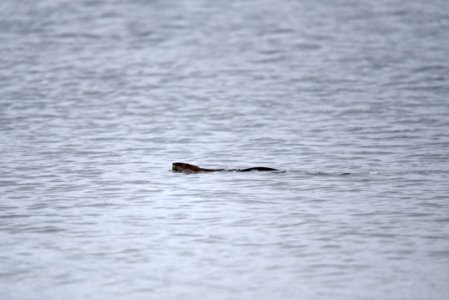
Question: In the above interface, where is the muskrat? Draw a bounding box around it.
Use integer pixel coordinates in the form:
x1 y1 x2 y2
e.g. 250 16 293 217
172 162 279 173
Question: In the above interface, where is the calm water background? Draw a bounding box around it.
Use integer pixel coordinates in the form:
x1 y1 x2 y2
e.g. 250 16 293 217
1 0 449 299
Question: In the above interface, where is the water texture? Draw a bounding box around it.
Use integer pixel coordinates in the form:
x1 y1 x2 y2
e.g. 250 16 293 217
1 0 449 299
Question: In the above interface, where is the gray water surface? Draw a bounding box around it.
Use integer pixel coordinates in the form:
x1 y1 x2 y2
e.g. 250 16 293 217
1 0 449 299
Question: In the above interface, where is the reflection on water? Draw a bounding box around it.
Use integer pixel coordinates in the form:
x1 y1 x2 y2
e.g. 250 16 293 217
1 0 449 299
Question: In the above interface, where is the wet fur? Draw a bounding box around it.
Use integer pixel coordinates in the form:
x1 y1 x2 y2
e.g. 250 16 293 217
172 162 278 173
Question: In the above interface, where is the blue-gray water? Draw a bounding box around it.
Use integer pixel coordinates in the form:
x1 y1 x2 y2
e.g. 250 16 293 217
1 0 449 299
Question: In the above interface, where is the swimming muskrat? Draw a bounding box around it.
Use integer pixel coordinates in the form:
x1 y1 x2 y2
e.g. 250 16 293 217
172 162 279 173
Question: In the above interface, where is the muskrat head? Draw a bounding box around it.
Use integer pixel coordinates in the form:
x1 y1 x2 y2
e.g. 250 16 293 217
172 162 203 173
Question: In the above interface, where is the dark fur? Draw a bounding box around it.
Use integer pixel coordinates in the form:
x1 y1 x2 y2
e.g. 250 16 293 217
172 162 278 173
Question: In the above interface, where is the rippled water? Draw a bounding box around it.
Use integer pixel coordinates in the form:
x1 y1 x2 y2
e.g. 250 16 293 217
1 0 449 299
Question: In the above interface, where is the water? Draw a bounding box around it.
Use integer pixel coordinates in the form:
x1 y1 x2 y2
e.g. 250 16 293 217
1 0 449 299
